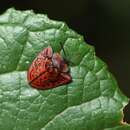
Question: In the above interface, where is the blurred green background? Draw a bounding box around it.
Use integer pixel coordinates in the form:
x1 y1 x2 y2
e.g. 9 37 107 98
0 0 130 123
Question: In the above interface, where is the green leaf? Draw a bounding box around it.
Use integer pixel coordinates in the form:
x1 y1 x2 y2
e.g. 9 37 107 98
0 8 129 130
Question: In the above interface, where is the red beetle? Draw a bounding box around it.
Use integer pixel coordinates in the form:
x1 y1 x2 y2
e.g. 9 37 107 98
27 46 72 89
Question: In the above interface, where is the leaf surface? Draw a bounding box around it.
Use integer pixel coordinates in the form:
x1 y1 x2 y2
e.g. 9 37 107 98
0 8 129 130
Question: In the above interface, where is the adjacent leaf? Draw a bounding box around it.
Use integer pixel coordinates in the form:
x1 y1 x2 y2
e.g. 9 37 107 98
0 8 129 130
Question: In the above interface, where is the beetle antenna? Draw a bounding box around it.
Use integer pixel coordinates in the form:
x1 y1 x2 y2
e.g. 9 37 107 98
60 42 67 57
60 42 75 66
